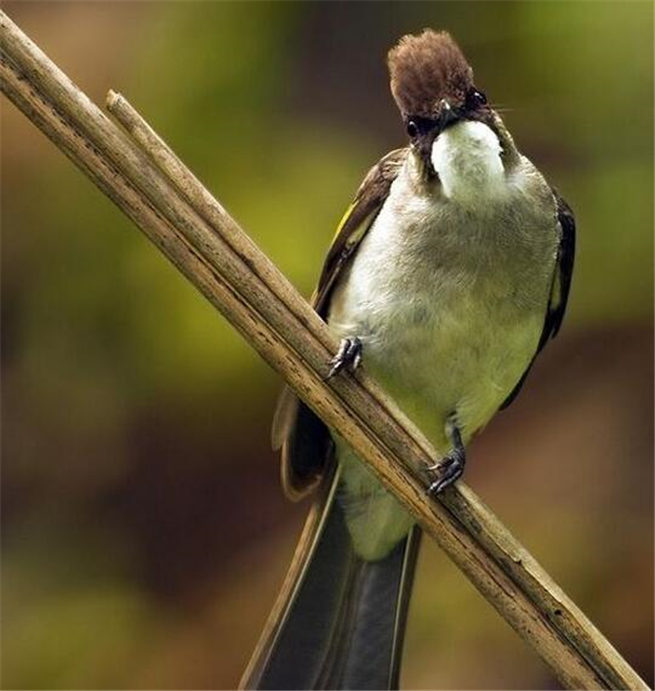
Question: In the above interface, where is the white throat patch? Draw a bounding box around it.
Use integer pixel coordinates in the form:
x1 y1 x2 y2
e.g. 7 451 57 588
431 120 505 204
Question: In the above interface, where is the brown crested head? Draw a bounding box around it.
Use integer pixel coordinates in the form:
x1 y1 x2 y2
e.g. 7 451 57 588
388 29 474 119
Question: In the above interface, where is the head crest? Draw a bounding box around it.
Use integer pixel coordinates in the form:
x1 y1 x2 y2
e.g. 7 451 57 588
388 29 473 118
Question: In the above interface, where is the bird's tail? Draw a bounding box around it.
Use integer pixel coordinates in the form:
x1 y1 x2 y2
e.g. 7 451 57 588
240 468 421 690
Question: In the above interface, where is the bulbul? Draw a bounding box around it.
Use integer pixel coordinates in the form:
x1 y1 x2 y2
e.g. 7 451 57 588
241 29 575 690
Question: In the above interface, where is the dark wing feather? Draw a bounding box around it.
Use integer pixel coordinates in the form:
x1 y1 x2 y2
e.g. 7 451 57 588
313 148 408 317
541 190 575 344
500 189 576 410
272 148 407 500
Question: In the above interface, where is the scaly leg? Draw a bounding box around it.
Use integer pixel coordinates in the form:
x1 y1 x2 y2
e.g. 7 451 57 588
427 416 466 495
326 337 363 379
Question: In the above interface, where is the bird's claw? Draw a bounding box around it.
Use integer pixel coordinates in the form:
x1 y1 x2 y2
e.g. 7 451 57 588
426 451 465 495
326 337 363 379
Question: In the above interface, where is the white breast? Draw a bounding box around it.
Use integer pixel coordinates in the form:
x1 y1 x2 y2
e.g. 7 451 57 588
327 130 559 559
329 135 558 451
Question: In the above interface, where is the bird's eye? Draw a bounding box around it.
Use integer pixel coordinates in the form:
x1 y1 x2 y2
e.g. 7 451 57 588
469 90 487 107
406 120 418 138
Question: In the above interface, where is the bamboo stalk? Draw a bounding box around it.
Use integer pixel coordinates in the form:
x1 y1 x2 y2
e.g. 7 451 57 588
0 11 646 690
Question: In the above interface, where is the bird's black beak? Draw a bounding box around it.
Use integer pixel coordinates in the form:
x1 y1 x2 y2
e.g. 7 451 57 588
437 99 459 133
411 100 461 179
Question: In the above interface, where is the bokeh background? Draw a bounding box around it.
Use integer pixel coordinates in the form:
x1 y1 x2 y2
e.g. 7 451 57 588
1 2 653 689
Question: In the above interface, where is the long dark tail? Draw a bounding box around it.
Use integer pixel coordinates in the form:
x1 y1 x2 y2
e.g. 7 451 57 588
240 470 422 690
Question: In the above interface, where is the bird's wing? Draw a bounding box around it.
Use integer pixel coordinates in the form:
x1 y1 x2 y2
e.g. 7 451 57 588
500 190 576 409
312 147 409 317
272 148 408 500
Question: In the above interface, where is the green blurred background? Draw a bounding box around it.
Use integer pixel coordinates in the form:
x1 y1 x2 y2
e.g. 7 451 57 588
1 2 653 689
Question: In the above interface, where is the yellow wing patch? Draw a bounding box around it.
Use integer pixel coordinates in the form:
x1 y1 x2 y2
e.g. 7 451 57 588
332 201 357 243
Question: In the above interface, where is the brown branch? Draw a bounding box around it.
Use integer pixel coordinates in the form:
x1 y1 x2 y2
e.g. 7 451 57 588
0 11 646 690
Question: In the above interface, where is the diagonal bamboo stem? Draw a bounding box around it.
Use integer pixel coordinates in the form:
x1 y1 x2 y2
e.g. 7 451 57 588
0 11 647 690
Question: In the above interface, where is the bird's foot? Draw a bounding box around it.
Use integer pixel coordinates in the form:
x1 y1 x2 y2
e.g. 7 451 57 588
426 417 466 495
326 337 363 379
426 449 465 495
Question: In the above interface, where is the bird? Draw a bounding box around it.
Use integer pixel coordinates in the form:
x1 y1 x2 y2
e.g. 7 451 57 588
240 28 575 690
